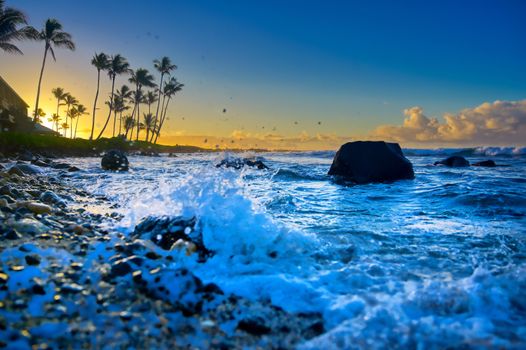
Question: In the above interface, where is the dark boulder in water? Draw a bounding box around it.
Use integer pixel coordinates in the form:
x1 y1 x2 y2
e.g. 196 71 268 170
8 163 42 176
132 216 210 260
328 141 414 184
216 157 268 170
472 160 496 167
101 150 129 171
434 156 470 167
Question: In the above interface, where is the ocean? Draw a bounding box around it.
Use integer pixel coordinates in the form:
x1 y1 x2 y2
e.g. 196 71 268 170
64 147 526 348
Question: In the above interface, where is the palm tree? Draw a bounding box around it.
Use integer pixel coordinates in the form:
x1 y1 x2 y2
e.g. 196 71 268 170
143 113 156 141
96 54 130 139
145 91 157 114
90 52 109 140
129 68 156 141
67 107 77 138
60 122 69 137
0 0 38 54
152 57 176 142
33 19 75 122
154 78 183 144
34 108 45 124
51 87 66 127
114 85 132 135
123 115 135 139
49 113 60 132
128 89 144 139
63 93 78 137
73 104 87 138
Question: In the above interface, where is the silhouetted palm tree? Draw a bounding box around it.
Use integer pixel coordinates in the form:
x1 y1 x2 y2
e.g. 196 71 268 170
152 57 176 142
90 52 109 140
0 0 38 54
49 113 60 132
143 113 155 141
96 54 130 139
123 115 135 139
34 108 45 123
128 89 145 139
73 104 87 138
154 77 183 144
145 91 157 115
60 122 69 137
51 87 66 128
114 85 132 135
129 68 156 141
33 19 75 122
62 93 77 138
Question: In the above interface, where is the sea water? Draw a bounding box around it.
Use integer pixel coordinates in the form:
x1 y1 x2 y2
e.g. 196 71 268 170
65 147 526 348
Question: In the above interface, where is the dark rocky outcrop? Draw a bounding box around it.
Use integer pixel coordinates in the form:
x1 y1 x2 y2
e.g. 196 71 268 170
472 160 496 167
328 141 414 184
101 150 129 171
434 156 470 167
132 216 210 260
7 163 43 176
216 158 268 170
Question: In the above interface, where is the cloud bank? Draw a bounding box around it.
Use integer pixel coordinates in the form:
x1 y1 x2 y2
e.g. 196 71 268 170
371 100 526 145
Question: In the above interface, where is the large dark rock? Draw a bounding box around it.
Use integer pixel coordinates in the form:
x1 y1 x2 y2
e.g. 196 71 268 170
132 216 210 260
101 150 129 171
434 156 470 167
7 163 43 176
216 157 268 170
472 160 496 167
328 141 414 184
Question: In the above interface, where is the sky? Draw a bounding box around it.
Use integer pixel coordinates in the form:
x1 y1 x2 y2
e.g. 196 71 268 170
1 0 525 149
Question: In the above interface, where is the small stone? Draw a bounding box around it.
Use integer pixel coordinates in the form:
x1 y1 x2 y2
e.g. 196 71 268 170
25 254 41 266
4 229 22 240
39 191 65 206
60 283 83 294
10 265 25 272
8 164 42 176
119 311 133 321
0 272 8 284
32 283 46 295
110 260 132 278
25 202 52 214
11 218 49 235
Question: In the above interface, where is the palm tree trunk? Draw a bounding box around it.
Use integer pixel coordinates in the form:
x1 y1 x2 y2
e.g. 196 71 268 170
65 105 70 138
154 96 171 144
129 103 137 139
74 116 79 138
145 128 149 142
90 69 101 140
152 73 164 142
118 111 123 136
96 76 116 140
33 44 49 123
112 108 118 137
151 91 166 142
70 118 73 138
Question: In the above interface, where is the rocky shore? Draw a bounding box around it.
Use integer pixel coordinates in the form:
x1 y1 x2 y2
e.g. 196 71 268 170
0 153 324 349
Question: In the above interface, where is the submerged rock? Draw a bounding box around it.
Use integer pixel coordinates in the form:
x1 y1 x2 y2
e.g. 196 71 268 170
472 160 497 167
434 156 470 167
8 163 43 176
328 141 414 184
40 191 66 206
101 150 129 171
216 157 269 170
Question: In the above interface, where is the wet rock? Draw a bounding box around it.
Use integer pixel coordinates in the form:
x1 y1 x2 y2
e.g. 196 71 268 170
434 156 470 167
68 166 80 172
40 191 66 206
110 260 132 278
8 163 42 176
17 150 34 162
23 201 52 215
51 163 71 170
328 141 414 184
0 272 8 284
472 160 496 167
101 150 129 171
4 229 22 240
132 216 209 258
10 218 49 235
25 254 41 266
216 157 269 170
237 317 271 335
0 185 12 196
31 159 50 167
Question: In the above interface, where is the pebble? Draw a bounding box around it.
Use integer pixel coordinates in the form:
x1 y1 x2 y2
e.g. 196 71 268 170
24 202 52 214
25 254 41 266
11 218 49 235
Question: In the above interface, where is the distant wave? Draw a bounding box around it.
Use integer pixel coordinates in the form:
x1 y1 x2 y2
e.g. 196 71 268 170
403 146 526 157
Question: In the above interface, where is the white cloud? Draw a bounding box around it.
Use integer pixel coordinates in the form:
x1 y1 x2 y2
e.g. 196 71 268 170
371 100 526 145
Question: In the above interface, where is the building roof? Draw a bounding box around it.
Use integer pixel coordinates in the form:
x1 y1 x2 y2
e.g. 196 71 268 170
0 75 29 108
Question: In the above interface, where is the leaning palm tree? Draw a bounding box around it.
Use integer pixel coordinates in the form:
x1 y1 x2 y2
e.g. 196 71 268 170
89 52 109 140
33 18 75 122
62 93 77 137
152 57 176 142
96 54 130 139
128 89 144 138
73 104 87 138
129 68 156 141
0 0 38 54
142 113 156 142
49 113 60 132
154 78 183 144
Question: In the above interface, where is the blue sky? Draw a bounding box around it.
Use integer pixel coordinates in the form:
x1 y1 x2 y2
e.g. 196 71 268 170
2 0 525 148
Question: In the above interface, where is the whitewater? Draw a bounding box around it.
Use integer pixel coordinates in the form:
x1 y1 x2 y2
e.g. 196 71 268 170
64 147 526 349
